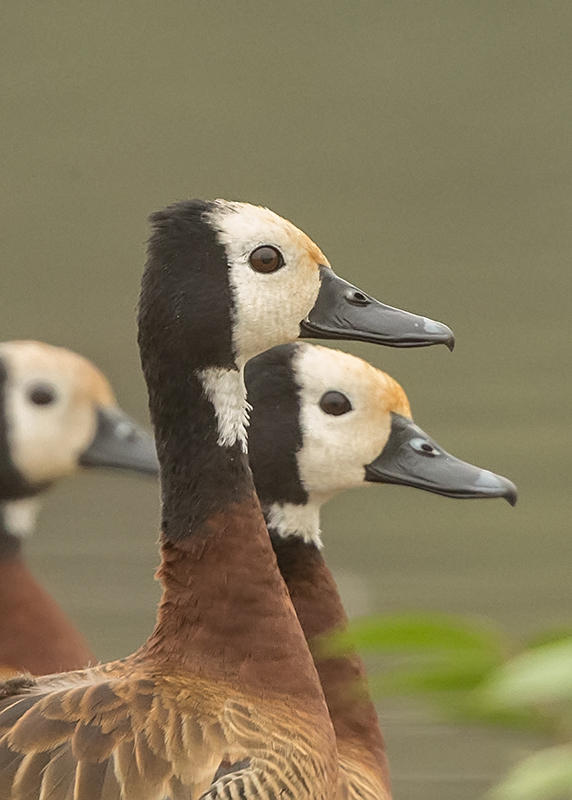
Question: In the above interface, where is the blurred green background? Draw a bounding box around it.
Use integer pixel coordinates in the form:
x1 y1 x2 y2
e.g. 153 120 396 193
1 3 570 798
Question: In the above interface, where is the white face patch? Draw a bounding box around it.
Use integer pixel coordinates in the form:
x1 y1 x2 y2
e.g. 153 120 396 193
0 342 114 486
198 367 250 452
2 498 40 537
205 201 324 365
292 344 411 497
265 500 323 548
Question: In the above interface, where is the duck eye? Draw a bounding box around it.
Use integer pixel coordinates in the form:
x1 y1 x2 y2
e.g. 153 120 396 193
410 437 439 457
319 391 352 416
249 245 284 274
27 383 57 406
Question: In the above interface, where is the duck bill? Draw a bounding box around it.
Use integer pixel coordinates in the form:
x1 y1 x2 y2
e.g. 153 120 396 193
79 407 159 476
365 413 517 505
300 266 455 350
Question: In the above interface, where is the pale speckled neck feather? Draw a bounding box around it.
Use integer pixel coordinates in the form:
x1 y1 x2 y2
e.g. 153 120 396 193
1 498 40 537
197 367 251 452
265 501 323 548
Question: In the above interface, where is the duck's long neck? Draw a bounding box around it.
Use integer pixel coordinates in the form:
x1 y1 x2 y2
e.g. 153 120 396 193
141 359 327 703
152 365 252 539
0 497 94 675
270 529 388 775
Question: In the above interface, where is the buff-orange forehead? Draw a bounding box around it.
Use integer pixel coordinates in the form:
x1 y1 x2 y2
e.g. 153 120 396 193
302 234 329 266
214 200 330 267
383 375 412 418
300 343 412 419
366 362 411 419
73 357 116 407
278 214 329 267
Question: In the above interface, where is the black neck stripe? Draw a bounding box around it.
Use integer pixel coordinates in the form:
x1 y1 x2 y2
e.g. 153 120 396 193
0 358 43 501
138 201 252 540
0 509 22 558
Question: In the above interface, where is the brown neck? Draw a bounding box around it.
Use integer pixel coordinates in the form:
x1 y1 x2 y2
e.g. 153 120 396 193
143 492 329 707
138 244 331 710
272 533 388 771
0 557 94 675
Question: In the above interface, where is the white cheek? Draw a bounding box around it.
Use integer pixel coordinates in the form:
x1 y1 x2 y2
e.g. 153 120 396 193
297 409 371 494
228 262 320 364
297 409 392 495
293 345 392 496
5 388 96 484
205 202 321 362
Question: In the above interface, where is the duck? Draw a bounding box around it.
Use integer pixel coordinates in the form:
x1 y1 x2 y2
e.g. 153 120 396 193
0 340 159 678
0 199 457 800
245 342 517 800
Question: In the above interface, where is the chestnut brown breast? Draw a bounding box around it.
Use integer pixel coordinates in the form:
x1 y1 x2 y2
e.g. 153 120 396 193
0 557 93 676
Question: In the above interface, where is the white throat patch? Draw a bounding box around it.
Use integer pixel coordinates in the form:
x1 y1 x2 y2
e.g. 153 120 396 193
2 498 40 538
198 367 251 452
265 501 323 548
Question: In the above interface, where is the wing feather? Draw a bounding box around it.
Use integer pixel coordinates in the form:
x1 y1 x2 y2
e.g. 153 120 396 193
38 743 75 800
0 675 173 799
10 702 75 751
0 740 23 798
13 750 51 799
99 757 122 800
74 760 108 800
0 672 332 800
134 731 171 785
71 721 117 762
167 775 190 800
114 740 148 797
0 694 40 731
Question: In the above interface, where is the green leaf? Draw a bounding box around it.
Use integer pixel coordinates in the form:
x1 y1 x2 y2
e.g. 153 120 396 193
480 638 572 709
319 613 508 659
448 701 562 737
488 745 572 800
525 628 572 649
370 650 498 696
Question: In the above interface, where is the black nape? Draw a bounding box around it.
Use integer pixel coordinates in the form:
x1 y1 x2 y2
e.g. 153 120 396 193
138 199 236 377
138 200 252 540
0 515 22 559
0 359 42 502
246 344 308 508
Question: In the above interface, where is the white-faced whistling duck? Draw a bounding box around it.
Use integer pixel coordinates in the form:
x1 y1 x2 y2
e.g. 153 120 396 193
0 340 158 678
0 200 455 800
245 342 517 800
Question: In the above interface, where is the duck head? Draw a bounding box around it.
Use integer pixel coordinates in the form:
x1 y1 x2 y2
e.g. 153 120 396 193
246 343 517 546
140 200 453 380
0 341 158 510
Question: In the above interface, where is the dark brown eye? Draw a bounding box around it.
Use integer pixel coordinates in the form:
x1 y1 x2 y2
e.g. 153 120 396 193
27 383 57 406
249 245 284 273
319 391 352 416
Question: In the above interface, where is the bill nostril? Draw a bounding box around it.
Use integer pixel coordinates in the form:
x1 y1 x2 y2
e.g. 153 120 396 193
345 289 370 306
